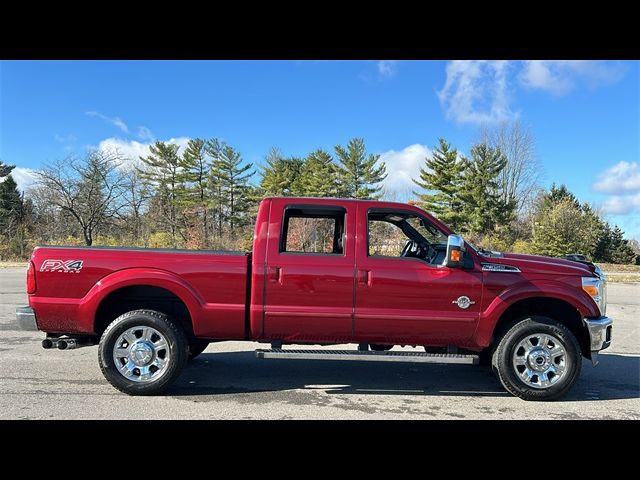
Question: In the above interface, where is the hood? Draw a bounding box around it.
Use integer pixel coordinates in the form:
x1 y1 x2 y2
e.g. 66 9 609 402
479 251 596 276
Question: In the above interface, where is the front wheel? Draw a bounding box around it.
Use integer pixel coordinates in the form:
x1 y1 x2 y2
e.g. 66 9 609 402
492 316 582 401
98 309 189 396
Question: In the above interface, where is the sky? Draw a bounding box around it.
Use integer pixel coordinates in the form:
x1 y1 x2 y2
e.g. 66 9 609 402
0 60 638 238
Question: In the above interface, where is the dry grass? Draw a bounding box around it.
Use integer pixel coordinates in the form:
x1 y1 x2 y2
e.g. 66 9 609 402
0 261 28 269
597 263 640 273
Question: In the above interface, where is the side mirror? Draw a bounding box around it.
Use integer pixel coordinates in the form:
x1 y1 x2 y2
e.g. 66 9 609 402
444 234 465 268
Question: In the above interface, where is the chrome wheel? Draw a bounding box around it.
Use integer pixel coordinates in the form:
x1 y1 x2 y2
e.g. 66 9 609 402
512 333 568 389
112 326 170 383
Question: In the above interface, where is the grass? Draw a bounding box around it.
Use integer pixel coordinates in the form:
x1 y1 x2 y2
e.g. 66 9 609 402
0 261 28 269
596 263 640 273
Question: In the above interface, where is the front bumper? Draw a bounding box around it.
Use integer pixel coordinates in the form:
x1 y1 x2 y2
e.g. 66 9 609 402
16 306 38 331
584 315 612 366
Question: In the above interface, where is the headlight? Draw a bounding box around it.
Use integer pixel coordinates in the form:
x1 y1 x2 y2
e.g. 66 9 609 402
582 276 606 316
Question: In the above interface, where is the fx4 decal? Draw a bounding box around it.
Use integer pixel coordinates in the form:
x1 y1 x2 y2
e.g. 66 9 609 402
40 259 84 273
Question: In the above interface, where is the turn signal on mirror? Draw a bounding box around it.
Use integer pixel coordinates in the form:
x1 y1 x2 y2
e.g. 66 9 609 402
450 250 461 262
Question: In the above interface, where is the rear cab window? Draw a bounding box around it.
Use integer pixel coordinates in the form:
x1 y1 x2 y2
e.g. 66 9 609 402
281 205 346 255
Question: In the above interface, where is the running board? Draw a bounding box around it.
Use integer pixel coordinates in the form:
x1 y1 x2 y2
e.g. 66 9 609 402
255 349 479 365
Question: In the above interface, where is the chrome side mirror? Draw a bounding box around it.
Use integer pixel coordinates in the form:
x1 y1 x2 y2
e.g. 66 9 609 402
445 234 465 268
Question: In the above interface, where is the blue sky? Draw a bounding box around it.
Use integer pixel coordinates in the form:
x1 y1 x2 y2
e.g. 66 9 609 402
1 60 638 238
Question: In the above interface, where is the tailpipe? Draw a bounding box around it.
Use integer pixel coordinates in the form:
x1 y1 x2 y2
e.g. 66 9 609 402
55 337 94 350
42 338 58 349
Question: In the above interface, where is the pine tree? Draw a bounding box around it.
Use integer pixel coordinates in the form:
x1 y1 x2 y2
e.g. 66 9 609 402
609 225 636 264
138 141 183 247
334 138 386 199
299 149 338 197
413 138 465 231
0 159 15 178
259 148 305 196
179 138 210 246
209 144 255 234
0 174 24 238
459 144 514 234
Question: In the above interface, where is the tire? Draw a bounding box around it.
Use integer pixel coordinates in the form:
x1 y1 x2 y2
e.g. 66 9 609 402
370 344 393 352
492 316 582 401
98 309 189 396
188 340 209 360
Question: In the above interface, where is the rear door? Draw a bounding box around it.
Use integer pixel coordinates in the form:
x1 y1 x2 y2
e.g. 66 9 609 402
263 199 356 343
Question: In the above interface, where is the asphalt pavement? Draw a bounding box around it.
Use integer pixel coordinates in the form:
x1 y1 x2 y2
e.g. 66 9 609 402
1 267 638 419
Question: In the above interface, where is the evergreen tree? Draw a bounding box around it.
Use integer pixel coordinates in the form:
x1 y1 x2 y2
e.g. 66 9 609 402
300 149 338 197
543 183 580 210
531 198 584 256
0 174 24 238
209 144 255 234
260 148 305 196
412 138 465 231
459 143 514 234
334 138 386 199
609 225 636 264
179 138 210 246
0 159 15 178
138 141 183 247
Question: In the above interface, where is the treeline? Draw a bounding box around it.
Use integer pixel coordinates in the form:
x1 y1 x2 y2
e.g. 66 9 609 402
0 122 637 263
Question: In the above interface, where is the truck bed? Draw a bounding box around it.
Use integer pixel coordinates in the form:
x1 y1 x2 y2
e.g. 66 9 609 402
29 246 250 338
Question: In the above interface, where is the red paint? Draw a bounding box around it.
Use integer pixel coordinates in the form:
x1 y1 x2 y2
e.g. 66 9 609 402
28 197 601 351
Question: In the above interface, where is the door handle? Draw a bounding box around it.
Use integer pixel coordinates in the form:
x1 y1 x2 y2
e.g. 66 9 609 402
268 266 282 284
357 269 371 286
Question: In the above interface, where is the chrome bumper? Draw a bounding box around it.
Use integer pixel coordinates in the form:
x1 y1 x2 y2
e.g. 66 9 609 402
584 316 612 366
16 306 38 331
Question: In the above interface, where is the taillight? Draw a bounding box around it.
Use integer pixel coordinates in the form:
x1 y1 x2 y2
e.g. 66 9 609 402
26 261 36 294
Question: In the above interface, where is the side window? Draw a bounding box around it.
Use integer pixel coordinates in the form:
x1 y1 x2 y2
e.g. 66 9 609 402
368 218 408 257
281 206 345 255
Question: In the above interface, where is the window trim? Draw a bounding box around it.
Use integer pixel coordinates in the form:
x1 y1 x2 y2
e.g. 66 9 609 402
279 204 347 256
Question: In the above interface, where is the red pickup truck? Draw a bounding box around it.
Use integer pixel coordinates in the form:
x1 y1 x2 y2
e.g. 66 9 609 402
17 197 612 400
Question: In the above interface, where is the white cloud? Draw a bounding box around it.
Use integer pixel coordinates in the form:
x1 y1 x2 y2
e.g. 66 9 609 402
594 161 640 216
519 60 626 95
593 161 640 194
378 144 431 194
377 60 397 77
96 137 191 168
438 60 514 124
137 126 154 140
1 167 40 193
86 111 129 133
601 192 640 215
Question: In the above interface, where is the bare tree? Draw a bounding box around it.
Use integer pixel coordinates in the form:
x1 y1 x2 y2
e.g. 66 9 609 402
478 120 542 212
34 150 129 246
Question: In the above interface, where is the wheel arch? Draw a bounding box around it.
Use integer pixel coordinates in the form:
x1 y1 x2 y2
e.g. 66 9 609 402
79 268 204 337
489 297 591 359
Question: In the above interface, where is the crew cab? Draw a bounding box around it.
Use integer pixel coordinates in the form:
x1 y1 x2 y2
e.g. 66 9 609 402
16 197 612 400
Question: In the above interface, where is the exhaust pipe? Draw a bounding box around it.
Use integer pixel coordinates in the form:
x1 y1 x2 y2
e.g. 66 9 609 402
42 338 58 349
58 338 77 350
57 337 94 350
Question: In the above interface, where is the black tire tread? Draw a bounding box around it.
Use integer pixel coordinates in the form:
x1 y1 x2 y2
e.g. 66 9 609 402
492 315 582 401
98 309 189 396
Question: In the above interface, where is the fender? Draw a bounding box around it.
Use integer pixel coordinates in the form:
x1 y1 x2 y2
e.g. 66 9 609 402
78 268 206 334
473 279 600 348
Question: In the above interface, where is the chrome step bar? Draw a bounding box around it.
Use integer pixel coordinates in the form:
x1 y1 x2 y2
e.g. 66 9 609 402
255 349 479 365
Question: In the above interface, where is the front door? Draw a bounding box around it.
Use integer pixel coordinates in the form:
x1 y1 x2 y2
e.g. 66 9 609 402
354 206 483 345
263 200 356 343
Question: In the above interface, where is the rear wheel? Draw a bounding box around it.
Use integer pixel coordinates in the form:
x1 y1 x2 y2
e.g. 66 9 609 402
492 316 582 401
98 309 189 395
